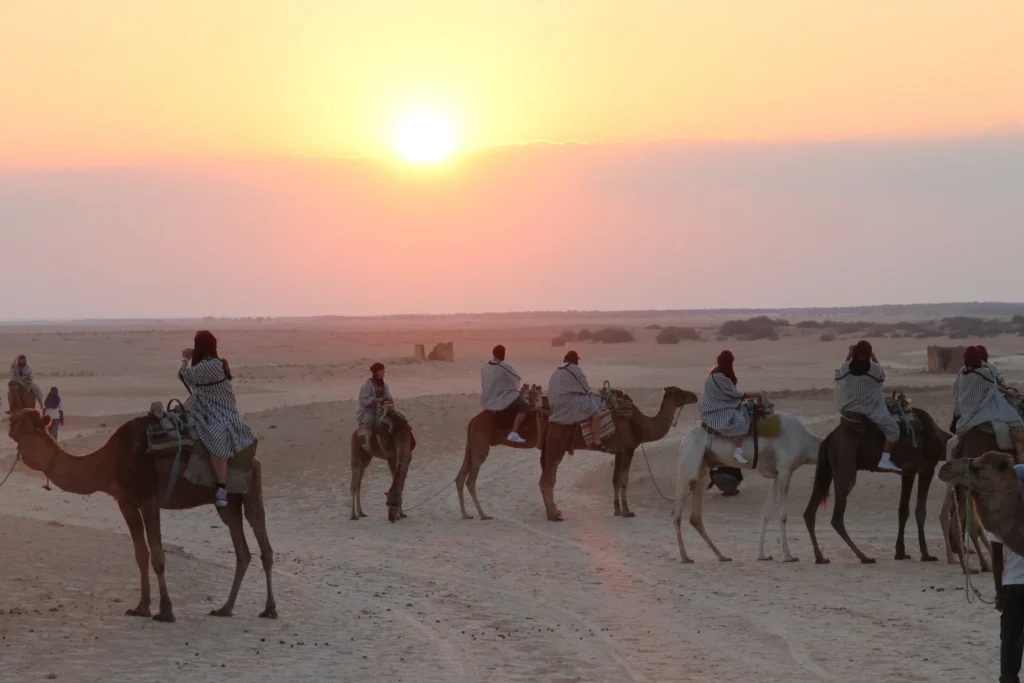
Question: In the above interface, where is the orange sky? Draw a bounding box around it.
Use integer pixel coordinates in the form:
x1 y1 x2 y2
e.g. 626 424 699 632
2 1 1023 167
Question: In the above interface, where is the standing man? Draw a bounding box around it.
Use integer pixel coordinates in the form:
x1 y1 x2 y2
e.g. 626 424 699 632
481 345 528 443
43 386 64 440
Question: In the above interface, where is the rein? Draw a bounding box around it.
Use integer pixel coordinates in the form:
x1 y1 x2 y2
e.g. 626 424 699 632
953 468 1020 606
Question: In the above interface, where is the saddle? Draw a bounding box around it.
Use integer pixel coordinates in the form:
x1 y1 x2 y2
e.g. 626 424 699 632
840 391 922 446
579 383 633 448
700 399 778 438
372 403 417 452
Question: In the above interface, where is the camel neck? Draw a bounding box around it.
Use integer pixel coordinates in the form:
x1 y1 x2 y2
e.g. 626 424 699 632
633 395 677 443
23 435 110 496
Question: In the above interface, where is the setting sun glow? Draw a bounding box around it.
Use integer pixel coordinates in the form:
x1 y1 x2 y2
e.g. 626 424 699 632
392 111 457 164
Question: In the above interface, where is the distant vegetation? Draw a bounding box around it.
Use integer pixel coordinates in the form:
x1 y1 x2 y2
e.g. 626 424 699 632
720 314 1024 341
656 326 701 344
551 326 635 346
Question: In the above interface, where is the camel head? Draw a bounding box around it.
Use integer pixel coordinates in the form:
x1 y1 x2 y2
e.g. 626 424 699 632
938 451 1018 495
663 386 698 408
7 409 54 471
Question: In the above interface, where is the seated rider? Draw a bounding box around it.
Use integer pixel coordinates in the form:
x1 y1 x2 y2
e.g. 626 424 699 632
953 345 1024 457
178 331 256 508
9 354 45 408
978 345 1008 387
547 350 606 451
357 362 394 454
834 340 901 473
698 350 762 465
481 344 529 443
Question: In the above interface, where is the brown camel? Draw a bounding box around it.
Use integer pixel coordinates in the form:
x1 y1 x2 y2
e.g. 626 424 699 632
538 386 697 522
802 405 947 564
350 406 416 523
7 409 276 622
456 385 545 520
6 380 39 414
938 451 1024 560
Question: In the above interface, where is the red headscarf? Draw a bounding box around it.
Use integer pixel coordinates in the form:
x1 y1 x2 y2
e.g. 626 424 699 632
852 340 873 361
714 350 738 385
977 345 989 362
963 345 984 370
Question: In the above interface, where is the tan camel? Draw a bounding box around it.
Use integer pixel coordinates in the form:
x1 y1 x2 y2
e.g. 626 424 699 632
456 385 544 520
350 406 416 523
7 409 276 623
6 380 39 414
538 386 697 522
802 406 947 565
938 452 1024 559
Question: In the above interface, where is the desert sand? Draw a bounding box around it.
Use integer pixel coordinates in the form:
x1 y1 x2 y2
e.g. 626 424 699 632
2 313 1022 682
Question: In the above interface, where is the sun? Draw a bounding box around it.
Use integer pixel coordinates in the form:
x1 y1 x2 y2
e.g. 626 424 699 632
392 111 457 164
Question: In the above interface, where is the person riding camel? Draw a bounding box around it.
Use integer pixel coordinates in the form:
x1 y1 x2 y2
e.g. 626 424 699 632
834 340 901 473
547 350 606 451
480 344 529 443
698 350 762 465
8 354 44 410
357 362 394 454
953 345 1024 457
178 330 256 508
977 345 1008 387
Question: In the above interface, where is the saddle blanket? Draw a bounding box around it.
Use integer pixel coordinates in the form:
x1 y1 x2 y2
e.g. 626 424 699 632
580 410 616 447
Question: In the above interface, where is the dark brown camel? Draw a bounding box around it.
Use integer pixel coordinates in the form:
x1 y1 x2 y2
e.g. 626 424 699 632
456 385 545 520
7 409 276 623
802 406 947 564
6 380 39 414
350 407 416 523
538 386 697 522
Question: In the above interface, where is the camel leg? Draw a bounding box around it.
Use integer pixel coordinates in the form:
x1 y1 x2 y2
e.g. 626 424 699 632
690 465 732 562
118 500 152 618
211 501 251 617
970 515 992 573
618 448 636 518
456 448 474 519
243 486 277 619
612 450 623 516
351 453 370 519
466 457 492 521
894 472 915 560
757 478 778 561
802 466 833 565
139 499 175 622
914 469 937 562
829 470 875 564
539 448 564 522
939 487 957 565
777 469 799 563
673 469 697 563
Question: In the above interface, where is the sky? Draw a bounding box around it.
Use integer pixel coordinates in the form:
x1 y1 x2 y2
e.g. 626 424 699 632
1 1 1023 318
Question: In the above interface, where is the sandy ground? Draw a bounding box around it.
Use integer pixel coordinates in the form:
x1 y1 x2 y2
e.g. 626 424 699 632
1 315 1022 682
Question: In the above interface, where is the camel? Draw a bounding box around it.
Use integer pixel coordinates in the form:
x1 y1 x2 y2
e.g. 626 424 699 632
938 451 1024 560
350 406 416 523
938 486 992 573
671 413 822 563
7 409 276 622
456 385 545 520
538 386 698 522
802 405 947 565
6 380 39 414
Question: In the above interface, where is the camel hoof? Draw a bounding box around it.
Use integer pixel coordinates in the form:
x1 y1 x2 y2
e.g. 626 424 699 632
718 557 733 563
42 485 51 491
894 552 911 561
758 555 773 562
621 511 636 518
860 557 877 565
479 515 493 521
815 558 831 565
125 607 151 618
358 512 367 518
783 556 799 563
548 513 564 522
152 612 176 623
209 607 233 617
259 608 278 619
921 554 938 562
350 514 359 521
680 557 694 564
387 507 401 523
461 514 474 520
614 509 622 516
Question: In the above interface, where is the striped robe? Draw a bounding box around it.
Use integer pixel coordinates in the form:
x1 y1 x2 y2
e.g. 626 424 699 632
481 361 521 411
179 357 255 461
834 360 900 442
357 378 393 426
953 366 1023 435
547 363 603 425
698 371 750 438
985 361 1007 388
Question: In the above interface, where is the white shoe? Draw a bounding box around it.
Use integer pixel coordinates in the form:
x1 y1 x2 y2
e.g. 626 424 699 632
507 432 526 444
877 454 902 473
733 447 749 465
215 486 229 507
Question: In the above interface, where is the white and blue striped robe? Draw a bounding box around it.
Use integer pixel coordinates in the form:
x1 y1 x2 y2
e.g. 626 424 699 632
834 360 900 442
357 379 393 426
547 363 603 425
953 366 1023 435
698 371 750 438
984 361 1007 388
179 357 255 461
481 361 521 411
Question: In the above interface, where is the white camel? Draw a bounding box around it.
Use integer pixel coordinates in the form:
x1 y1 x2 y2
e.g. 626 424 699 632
672 413 822 563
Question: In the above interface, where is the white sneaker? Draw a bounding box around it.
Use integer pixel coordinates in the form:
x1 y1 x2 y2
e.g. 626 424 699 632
215 486 229 507
877 455 902 473
733 447 749 465
507 432 526 444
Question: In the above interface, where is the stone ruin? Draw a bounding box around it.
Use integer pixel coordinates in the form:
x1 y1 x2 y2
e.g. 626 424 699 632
927 345 967 373
414 341 454 362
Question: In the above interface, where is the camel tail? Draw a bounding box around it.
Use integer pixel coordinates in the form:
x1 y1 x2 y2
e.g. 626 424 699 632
810 432 834 510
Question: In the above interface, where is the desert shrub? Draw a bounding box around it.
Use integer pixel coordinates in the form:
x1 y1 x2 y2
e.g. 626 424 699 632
644 324 663 330
551 336 566 347
819 329 837 342
577 328 594 341
1013 314 1024 326
591 327 635 344
560 330 578 342
720 316 783 340
656 326 701 344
